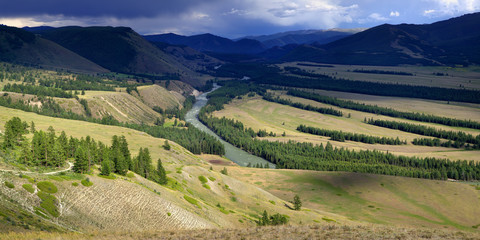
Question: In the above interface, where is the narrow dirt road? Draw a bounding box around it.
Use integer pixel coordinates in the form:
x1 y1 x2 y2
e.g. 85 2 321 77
0 162 74 175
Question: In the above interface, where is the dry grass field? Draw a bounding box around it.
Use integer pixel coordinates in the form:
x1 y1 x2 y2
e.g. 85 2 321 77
229 167 480 231
279 62 480 90
78 90 161 124
213 94 480 162
136 84 184 110
290 88 480 121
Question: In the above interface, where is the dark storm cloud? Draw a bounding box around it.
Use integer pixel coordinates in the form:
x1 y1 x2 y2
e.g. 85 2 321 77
0 0 219 18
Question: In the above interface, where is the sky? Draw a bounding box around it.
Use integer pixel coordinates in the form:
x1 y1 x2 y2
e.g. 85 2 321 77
0 0 479 38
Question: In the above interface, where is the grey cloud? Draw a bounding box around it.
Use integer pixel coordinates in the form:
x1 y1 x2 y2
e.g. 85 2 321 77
0 0 220 18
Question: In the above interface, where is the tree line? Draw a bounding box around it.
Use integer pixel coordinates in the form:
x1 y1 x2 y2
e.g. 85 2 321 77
250 66 480 104
38 77 115 91
351 69 413 76
412 138 469 149
2 117 168 184
287 89 480 130
365 118 480 148
3 83 74 98
263 93 343 117
297 124 406 145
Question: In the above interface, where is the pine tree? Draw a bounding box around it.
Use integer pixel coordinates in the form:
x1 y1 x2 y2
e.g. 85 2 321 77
163 140 171 150
143 148 152 179
113 148 128 175
53 140 66 167
100 160 112 176
156 158 167 185
19 139 33 165
73 146 89 173
119 136 132 170
2 117 26 149
260 210 269 226
30 121 36 133
293 195 302 210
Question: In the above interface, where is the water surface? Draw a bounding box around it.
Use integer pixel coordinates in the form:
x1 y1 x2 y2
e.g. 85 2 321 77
185 85 275 168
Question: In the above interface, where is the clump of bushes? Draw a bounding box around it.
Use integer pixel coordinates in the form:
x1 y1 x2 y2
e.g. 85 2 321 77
81 178 93 187
4 181 15 188
37 191 59 217
22 184 35 193
184 195 201 208
37 181 57 193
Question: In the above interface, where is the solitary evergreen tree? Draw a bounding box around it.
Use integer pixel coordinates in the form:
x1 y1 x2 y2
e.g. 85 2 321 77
293 195 302 210
163 140 171 150
156 158 167 185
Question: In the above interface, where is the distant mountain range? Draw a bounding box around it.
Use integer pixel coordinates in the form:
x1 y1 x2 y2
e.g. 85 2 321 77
0 12 478 83
144 33 267 55
145 13 480 66
239 28 364 48
277 12 480 66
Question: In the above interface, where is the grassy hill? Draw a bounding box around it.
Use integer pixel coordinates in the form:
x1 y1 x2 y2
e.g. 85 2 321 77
0 106 338 234
136 84 184 111
231 167 480 230
0 26 108 73
77 91 162 124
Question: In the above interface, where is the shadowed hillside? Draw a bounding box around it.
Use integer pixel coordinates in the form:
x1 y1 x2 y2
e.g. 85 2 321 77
0 26 108 73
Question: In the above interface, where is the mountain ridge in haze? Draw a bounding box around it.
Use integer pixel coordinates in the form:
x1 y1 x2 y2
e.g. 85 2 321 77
240 28 365 48
144 33 267 54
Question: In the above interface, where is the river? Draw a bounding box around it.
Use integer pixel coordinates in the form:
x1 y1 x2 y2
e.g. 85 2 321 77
185 85 275 168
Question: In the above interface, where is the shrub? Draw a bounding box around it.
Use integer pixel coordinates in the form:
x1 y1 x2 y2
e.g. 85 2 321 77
322 217 336 222
126 172 135 178
4 181 14 188
184 195 201 208
167 212 171 216
208 176 216 181
202 184 211 190
72 182 79 187
37 191 59 217
22 184 35 193
98 174 116 180
198 176 208 184
37 181 58 194
81 178 93 187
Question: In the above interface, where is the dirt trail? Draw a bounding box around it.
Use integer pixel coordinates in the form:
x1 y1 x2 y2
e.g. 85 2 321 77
100 96 129 119
0 162 73 175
